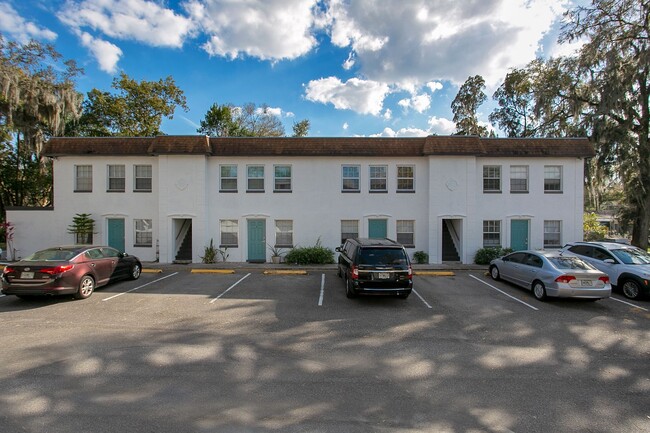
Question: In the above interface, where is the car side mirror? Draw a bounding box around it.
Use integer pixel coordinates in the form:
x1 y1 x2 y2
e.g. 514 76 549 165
335 247 342 252
603 259 615 264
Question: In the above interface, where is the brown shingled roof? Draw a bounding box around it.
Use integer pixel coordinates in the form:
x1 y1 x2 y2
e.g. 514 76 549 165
43 135 594 158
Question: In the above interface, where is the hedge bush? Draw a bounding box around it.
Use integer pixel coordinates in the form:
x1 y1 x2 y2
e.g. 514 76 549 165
284 240 335 265
474 247 513 265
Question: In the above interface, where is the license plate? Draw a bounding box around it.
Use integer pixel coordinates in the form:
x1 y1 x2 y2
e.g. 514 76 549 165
376 272 390 279
580 280 592 287
21 272 34 279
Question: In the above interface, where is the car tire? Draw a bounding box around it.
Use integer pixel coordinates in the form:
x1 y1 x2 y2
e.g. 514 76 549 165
490 266 500 281
130 263 142 280
345 277 357 299
532 280 547 301
75 275 95 299
621 279 642 300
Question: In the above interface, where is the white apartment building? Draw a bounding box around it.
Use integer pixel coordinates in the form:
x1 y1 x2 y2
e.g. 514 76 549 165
6 135 594 264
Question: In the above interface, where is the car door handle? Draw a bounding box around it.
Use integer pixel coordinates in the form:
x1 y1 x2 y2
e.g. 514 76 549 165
90 263 96 267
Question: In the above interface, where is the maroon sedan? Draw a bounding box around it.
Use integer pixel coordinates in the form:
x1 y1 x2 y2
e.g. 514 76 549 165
1 246 142 300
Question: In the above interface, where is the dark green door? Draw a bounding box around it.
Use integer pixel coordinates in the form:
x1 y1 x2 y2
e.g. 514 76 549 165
510 220 529 251
247 219 266 262
368 219 388 238
107 218 125 252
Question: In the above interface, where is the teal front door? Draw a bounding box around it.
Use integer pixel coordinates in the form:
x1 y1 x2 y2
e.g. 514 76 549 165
107 218 125 252
368 219 388 238
247 219 266 262
510 220 529 251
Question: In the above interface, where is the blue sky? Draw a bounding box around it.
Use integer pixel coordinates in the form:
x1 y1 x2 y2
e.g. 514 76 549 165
0 0 583 137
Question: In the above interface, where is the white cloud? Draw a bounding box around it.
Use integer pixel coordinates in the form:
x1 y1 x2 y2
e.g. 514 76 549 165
398 93 431 113
0 2 57 43
58 0 194 48
186 0 318 60
371 127 429 137
342 122 349 130
428 116 456 135
383 109 392 120
79 32 122 73
426 81 443 93
305 76 391 116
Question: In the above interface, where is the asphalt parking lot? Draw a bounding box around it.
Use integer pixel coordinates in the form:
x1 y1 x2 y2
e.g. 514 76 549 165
1 269 648 433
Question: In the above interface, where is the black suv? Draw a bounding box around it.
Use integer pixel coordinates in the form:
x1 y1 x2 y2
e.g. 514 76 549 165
336 238 413 299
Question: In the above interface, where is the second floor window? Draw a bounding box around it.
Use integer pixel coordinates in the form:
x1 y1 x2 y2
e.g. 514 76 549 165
134 165 152 192
247 165 264 192
397 165 414 192
483 165 501 193
107 165 125 192
75 165 92 192
510 165 528 193
544 166 562 193
369 165 387 192
274 165 292 192
342 165 360 192
220 165 237 192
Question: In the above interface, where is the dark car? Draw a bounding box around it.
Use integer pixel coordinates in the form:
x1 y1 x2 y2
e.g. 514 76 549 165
1 245 142 300
336 238 413 299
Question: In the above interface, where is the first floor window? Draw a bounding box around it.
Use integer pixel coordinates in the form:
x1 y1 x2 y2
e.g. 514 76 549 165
107 165 125 192
134 165 152 192
483 220 501 247
275 220 293 247
220 165 237 191
75 165 93 192
369 165 387 192
220 220 238 247
134 219 153 247
396 220 415 247
544 220 561 248
247 165 264 192
483 165 501 193
342 165 360 192
341 220 359 244
397 165 414 192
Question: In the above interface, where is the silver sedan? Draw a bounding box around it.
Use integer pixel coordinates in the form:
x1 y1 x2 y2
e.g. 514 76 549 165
489 250 611 301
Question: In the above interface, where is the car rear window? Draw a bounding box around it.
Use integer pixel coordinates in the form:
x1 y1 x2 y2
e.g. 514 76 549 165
358 248 407 265
549 256 594 270
23 249 76 261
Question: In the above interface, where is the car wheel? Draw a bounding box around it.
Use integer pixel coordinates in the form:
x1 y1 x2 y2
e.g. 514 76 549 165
130 263 142 280
75 275 95 299
490 266 500 281
621 279 642 300
532 280 547 301
345 277 357 299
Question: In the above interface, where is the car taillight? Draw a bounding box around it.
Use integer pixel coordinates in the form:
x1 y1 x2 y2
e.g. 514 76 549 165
351 265 359 280
40 264 74 275
555 275 576 284
598 276 610 284
408 265 412 280
3 266 14 274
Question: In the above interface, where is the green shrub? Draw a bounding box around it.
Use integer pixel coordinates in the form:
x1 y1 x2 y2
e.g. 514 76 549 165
284 239 335 265
413 250 429 264
201 239 218 264
474 247 513 265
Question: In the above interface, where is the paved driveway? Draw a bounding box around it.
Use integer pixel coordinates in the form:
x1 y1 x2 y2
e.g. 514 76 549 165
1 270 648 432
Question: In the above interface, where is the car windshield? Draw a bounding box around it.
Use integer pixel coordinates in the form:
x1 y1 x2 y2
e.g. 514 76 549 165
549 256 595 270
358 248 407 265
23 249 76 261
610 248 650 265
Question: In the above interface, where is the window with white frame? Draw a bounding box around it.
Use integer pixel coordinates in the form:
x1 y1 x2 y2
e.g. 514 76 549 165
275 220 293 247
544 220 561 248
544 165 562 193
274 165 292 192
396 220 415 247
220 220 238 247
247 165 264 192
483 165 501 192
107 165 125 192
134 165 152 192
342 165 360 192
397 165 415 192
483 220 501 247
341 220 359 244
134 219 153 247
510 165 528 193
220 165 237 192
75 165 93 192
369 165 387 192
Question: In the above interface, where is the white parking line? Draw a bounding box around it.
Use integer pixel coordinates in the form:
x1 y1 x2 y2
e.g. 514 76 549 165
610 296 649 311
469 274 539 311
318 273 325 306
102 272 179 301
210 273 251 303
413 288 433 308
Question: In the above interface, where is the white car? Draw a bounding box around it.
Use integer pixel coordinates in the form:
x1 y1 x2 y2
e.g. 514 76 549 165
560 242 650 300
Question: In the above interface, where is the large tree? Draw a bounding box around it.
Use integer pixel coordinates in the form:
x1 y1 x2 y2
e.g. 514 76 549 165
451 75 489 136
197 102 285 137
561 0 650 248
71 72 188 136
